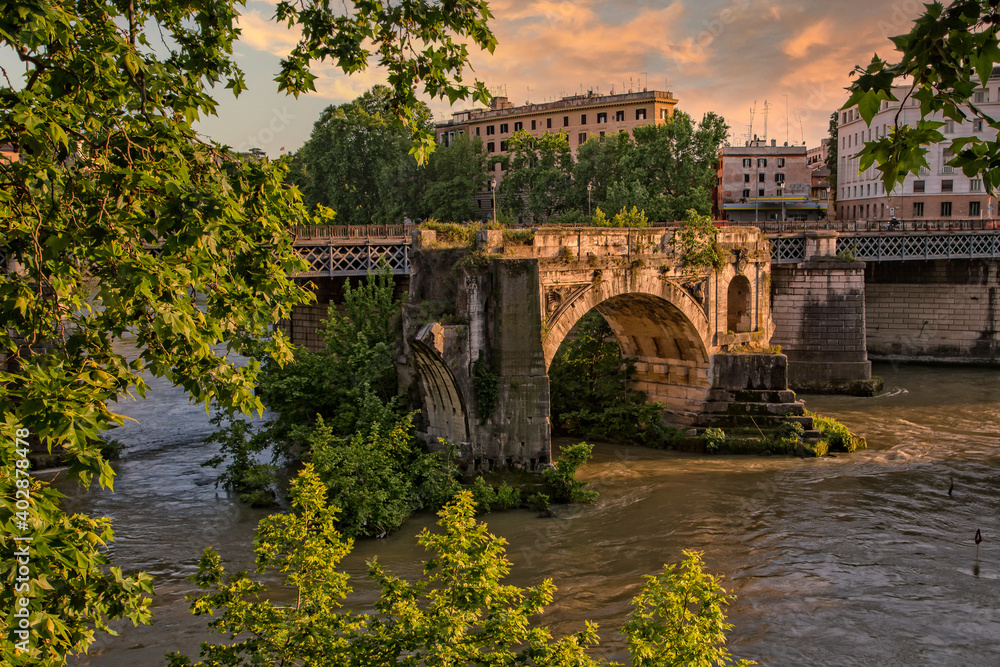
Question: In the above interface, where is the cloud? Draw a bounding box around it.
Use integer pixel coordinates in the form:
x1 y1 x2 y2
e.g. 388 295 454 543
782 19 833 58
237 9 300 57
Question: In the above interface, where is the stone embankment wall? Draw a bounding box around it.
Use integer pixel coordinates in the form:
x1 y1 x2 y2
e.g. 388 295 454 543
769 231 873 392
865 258 1000 364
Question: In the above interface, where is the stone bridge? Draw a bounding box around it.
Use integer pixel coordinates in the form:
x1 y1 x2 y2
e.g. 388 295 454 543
397 226 787 468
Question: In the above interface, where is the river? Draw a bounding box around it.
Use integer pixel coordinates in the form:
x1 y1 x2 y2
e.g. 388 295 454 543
62 362 1000 666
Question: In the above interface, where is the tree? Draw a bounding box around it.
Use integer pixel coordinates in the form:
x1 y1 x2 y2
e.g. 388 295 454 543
624 550 755 667
171 469 752 666
0 0 496 662
825 111 839 215
290 85 432 224
846 1 1000 191
500 130 576 220
618 112 729 221
421 134 490 221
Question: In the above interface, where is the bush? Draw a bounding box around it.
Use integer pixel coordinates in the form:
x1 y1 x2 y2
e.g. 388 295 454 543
470 475 498 512
812 414 867 452
495 482 522 510
527 492 551 512
543 442 598 504
703 427 727 453
171 478 754 667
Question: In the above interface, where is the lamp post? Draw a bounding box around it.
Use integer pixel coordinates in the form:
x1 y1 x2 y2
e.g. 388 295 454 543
587 182 593 218
490 175 497 223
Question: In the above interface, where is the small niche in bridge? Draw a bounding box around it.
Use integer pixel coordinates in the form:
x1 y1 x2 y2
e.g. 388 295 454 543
727 275 753 333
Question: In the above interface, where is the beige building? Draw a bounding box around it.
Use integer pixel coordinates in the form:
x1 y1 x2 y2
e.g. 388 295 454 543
0 144 17 162
838 83 1000 221
716 140 826 222
435 89 680 220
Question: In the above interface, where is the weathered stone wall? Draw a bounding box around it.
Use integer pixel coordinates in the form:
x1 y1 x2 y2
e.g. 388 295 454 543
865 259 1000 363
771 245 872 391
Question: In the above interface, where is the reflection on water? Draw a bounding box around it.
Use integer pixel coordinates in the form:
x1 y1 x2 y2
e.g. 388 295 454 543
67 363 1000 666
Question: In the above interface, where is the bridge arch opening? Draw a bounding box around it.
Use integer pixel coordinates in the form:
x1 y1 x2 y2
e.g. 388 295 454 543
727 274 753 333
410 339 470 446
546 285 712 424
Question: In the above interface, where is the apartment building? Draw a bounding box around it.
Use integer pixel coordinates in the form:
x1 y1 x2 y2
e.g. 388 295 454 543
437 89 677 154
716 139 827 222
838 85 1000 221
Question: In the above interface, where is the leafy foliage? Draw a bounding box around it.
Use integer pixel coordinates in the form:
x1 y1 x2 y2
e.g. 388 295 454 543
673 209 724 274
543 442 598 504
473 351 499 420
702 428 727 454
1 0 496 660
289 86 431 224
165 464 357 667
625 550 756 667
591 206 650 227
202 412 277 507
500 130 576 220
550 312 676 447
846 1 1000 192
825 111 839 211
274 0 497 163
172 472 752 667
811 414 867 453
422 134 491 221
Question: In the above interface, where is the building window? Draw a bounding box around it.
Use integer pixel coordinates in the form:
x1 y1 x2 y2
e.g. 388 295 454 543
972 179 983 191
500 123 509 133
616 110 625 122
757 158 767 167
531 120 536 130
487 141 495 152
514 121 522 132
774 173 785 183
661 108 670 120
743 189 750 199
744 173 750 183
758 173 765 183
867 184 871 196
547 118 552 129
975 90 987 103
597 112 607 123
578 132 587 144
563 116 569 127
971 201 982 216
941 201 952 216
942 179 954 192
758 188 765 197
913 180 925 193
486 125 495 135
974 119 984 132
743 158 752 168
581 114 587 124
476 127 480 136
636 108 647 120
777 158 785 168
599 131 605 138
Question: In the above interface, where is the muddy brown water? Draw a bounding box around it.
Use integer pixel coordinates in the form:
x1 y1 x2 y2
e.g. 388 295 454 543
63 362 1000 666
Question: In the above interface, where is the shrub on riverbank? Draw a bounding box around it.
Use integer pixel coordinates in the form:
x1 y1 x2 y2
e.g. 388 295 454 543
168 466 754 667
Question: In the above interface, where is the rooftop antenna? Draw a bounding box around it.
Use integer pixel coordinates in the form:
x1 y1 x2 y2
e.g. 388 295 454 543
797 108 805 145
784 95 789 145
762 99 770 143
747 101 757 145
526 85 531 104
641 72 647 90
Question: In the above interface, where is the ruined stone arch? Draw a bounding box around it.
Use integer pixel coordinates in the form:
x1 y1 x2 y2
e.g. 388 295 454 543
543 271 713 422
410 338 470 446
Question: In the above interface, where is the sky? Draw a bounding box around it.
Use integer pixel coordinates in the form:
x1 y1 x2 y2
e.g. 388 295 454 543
3 0 927 157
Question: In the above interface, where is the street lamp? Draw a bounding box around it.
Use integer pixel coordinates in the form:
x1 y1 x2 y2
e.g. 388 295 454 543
587 182 593 218
490 175 497 223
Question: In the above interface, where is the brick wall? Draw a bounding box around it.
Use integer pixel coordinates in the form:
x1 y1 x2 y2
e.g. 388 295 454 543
865 259 1000 362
